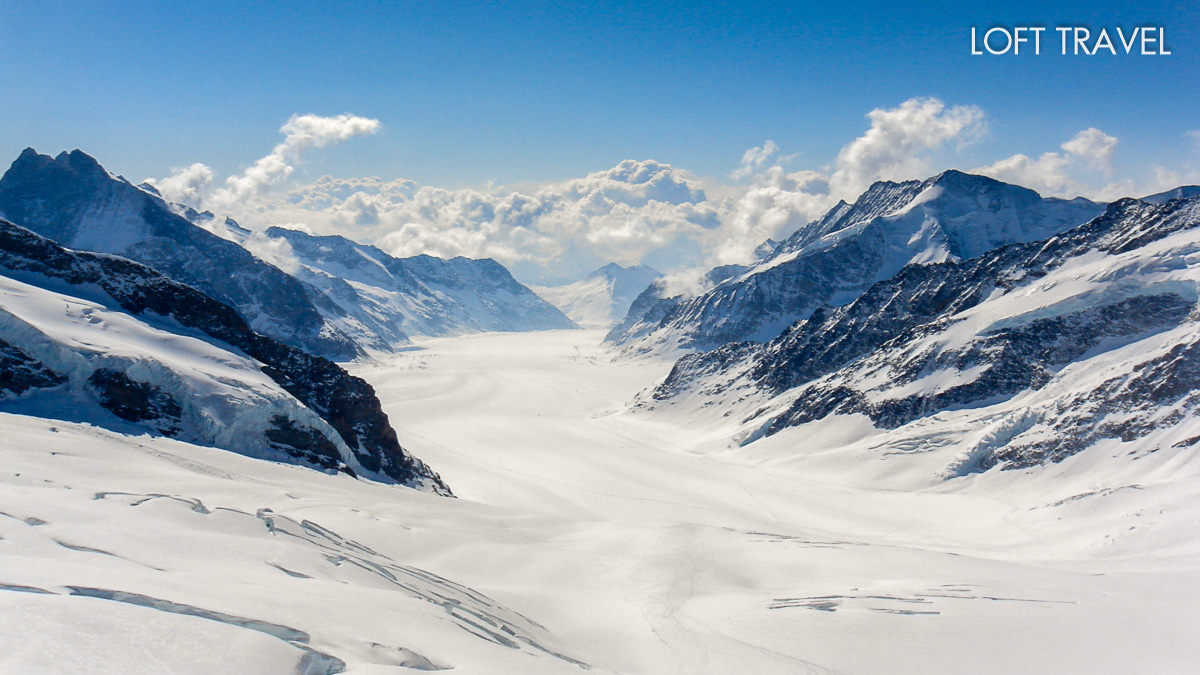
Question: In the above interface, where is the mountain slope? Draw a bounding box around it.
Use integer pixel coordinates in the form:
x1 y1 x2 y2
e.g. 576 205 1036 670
644 194 1200 475
261 226 575 348
532 263 661 329
0 149 360 360
608 170 1104 354
0 218 449 493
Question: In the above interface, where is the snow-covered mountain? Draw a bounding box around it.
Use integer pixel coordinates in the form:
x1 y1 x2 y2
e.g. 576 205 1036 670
604 263 748 345
642 193 1200 475
257 226 575 349
0 149 362 360
608 170 1105 355
0 218 449 494
1142 185 1200 204
0 149 578 358
532 263 660 329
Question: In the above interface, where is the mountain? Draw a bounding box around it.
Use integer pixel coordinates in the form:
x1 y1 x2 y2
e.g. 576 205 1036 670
531 263 661 329
604 263 747 346
1142 185 1200 204
643 193 1200 475
0 149 361 360
0 218 450 494
607 170 1105 355
258 226 575 348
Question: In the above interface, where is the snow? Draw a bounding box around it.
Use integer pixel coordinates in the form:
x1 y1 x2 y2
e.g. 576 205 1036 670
611 171 1104 355
532 264 661 329
0 273 367 475
530 275 615 328
3 329 1199 673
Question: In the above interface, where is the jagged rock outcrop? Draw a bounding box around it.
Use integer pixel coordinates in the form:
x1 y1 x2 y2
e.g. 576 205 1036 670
647 194 1200 473
0 218 450 493
609 170 1104 354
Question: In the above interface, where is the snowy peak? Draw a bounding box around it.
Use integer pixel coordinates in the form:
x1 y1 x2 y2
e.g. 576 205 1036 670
1142 185 1200 204
533 263 661 329
0 148 361 360
647 193 1200 475
773 169 1097 263
0 217 449 493
608 171 1106 354
586 262 662 307
264 226 574 347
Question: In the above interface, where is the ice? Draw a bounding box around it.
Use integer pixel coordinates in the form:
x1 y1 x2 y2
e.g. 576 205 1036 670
0 329 1198 673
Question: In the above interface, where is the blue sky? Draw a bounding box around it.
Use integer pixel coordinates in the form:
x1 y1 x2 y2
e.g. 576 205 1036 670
1 1 1197 282
2 0 1195 186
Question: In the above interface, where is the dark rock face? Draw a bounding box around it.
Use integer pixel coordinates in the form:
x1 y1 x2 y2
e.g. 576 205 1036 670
769 295 1195 432
86 368 183 437
0 149 360 360
0 337 66 398
652 195 1200 472
264 415 344 471
0 218 450 494
609 170 1104 351
977 337 1200 471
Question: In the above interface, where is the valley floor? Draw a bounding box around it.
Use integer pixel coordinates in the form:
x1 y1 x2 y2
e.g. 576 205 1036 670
3 330 1200 674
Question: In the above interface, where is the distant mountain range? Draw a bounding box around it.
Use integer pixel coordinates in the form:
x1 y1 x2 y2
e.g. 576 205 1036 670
532 263 661 329
251 225 575 349
0 149 363 359
0 217 450 493
5 144 1200 487
608 170 1106 355
637 186 1200 475
0 149 573 359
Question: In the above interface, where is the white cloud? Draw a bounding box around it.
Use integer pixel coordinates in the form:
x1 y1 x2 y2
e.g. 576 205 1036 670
1060 127 1118 175
214 159 720 281
973 127 1122 199
151 103 1196 284
828 97 986 199
145 162 214 203
241 231 301 275
713 168 834 264
973 152 1076 196
170 100 989 280
216 113 380 204
730 140 781 180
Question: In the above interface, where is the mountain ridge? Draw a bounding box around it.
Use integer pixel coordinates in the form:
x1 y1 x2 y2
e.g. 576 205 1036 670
0 217 450 494
607 170 1105 355
0 148 364 360
643 193 1200 475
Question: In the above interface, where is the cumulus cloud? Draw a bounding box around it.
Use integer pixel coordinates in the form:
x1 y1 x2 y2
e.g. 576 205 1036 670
1060 127 1118 175
706 98 986 262
973 151 1076 196
730 140 781 180
241 231 301 275
713 167 834 264
827 97 986 199
149 101 1193 284
169 99 993 280
974 127 1122 198
145 162 214 203
217 113 380 204
367 160 720 278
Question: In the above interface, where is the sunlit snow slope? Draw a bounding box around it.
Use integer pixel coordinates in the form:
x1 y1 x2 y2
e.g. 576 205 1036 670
2 330 1199 674
532 263 660 329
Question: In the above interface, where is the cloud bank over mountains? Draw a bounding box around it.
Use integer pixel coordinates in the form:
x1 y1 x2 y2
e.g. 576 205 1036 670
147 99 1196 284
